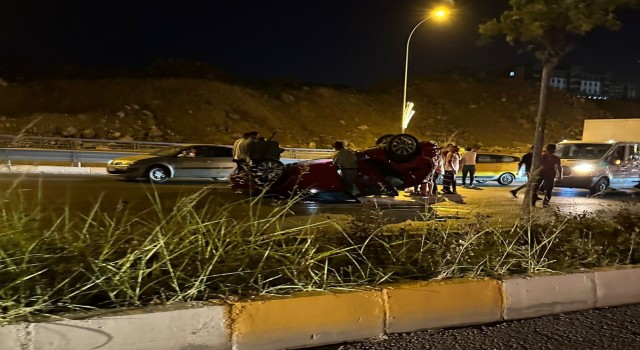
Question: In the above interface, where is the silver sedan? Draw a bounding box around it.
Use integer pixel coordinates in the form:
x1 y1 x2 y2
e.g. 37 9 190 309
107 144 235 183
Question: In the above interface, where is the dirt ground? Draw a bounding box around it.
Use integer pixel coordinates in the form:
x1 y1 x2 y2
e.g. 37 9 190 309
1 72 640 151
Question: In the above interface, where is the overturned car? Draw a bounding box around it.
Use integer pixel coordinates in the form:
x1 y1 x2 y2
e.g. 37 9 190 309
230 134 439 201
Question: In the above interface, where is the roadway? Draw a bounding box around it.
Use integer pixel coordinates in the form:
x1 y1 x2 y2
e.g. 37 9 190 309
1 174 639 223
312 304 640 350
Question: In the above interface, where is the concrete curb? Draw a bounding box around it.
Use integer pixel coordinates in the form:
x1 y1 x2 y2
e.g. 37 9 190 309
1 267 639 350
0 165 108 175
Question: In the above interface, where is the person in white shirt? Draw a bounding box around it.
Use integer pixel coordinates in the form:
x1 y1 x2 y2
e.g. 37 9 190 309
461 146 477 188
443 145 461 194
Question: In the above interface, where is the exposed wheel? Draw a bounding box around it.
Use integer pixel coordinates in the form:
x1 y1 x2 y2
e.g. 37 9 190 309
375 134 394 145
253 160 286 185
147 165 170 183
590 177 609 195
385 134 419 162
497 172 515 185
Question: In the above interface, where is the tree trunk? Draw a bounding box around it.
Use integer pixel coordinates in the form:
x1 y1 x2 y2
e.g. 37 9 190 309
521 62 555 217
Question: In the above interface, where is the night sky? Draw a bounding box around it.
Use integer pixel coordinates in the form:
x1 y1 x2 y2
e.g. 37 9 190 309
0 0 638 87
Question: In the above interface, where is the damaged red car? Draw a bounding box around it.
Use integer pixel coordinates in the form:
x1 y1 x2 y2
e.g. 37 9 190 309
230 134 439 201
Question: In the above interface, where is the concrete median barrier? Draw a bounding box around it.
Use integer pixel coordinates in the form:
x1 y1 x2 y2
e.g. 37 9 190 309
2 268 639 350
0 324 24 350
595 266 640 308
232 291 385 350
384 279 502 333
502 272 597 320
5 304 231 350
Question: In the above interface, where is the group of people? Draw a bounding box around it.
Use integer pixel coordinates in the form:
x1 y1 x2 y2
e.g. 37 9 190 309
423 142 563 207
232 131 285 173
414 144 478 197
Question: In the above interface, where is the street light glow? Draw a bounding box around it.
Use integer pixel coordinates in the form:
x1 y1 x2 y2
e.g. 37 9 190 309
431 7 450 20
401 5 452 133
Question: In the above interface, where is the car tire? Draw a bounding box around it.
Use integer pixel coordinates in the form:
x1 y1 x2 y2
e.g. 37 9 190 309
375 134 394 145
253 160 287 186
385 134 419 162
497 172 515 185
590 177 609 195
147 165 170 183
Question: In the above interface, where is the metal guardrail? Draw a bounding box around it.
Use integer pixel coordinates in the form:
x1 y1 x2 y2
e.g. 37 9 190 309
0 135 334 165
0 135 177 150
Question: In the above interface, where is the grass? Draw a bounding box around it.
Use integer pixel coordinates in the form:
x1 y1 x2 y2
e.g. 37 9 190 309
1 184 639 325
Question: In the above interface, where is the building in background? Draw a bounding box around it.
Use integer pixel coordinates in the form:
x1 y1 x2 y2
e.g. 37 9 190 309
514 65 638 101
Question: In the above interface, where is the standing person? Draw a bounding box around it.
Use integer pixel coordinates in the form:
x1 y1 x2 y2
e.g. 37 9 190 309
332 141 359 197
510 146 533 198
232 132 250 173
429 150 445 196
532 143 563 207
442 145 461 194
461 146 477 188
236 131 260 170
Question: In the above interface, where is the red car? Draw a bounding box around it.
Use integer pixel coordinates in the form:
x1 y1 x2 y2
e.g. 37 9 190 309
230 134 439 201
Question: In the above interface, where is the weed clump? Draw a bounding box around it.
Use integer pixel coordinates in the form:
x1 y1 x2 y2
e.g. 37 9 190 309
1 187 638 324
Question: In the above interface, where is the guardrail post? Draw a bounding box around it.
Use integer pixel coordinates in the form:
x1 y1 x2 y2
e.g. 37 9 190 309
71 151 81 167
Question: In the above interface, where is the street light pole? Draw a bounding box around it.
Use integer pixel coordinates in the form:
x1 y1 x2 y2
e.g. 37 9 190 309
401 7 449 134
402 17 432 134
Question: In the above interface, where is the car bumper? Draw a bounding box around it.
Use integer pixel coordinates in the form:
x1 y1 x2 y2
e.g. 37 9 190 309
106 165 143 177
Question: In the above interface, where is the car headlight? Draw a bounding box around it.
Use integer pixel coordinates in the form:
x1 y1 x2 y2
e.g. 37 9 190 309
110 160 134 166
573 163 595 174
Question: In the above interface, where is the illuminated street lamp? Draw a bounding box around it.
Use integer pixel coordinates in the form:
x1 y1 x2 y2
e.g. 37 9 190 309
401 6 450 133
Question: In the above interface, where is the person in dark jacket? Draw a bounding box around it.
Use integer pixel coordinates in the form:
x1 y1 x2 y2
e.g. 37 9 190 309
532 143 563 207
332 141 359 196
510 146 533 198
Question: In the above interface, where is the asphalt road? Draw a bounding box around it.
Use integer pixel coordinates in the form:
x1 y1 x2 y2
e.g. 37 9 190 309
312 305 640 350
1 174 639 223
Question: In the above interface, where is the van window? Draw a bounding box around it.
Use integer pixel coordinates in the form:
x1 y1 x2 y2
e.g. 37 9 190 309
611 146 626 162
555 143 611 160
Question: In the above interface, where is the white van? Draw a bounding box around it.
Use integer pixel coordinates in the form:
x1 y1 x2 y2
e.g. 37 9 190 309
554 140 640 194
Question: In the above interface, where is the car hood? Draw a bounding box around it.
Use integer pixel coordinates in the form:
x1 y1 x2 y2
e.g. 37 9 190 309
560 159 598 165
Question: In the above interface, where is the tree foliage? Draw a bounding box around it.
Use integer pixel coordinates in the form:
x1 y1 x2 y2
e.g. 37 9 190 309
480 0 639 65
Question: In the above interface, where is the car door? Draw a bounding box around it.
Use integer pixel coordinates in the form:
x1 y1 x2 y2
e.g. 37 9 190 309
473 154 496 179
174 146 213 178
203 146 235 179
170 147 200 178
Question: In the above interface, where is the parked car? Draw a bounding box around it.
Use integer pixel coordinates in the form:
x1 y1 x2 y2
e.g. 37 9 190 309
231 134 440 201
107 144 235 183
473 153 521 185
436 152 521 186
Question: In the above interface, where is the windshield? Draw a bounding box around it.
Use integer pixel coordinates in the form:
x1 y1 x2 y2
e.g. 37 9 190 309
151 146 185 157
555 143 611 160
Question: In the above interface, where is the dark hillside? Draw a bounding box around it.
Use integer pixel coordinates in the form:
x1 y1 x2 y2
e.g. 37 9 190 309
0 74 638 151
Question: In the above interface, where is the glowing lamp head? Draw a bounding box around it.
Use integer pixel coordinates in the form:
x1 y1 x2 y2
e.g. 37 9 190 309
430 6 450 21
